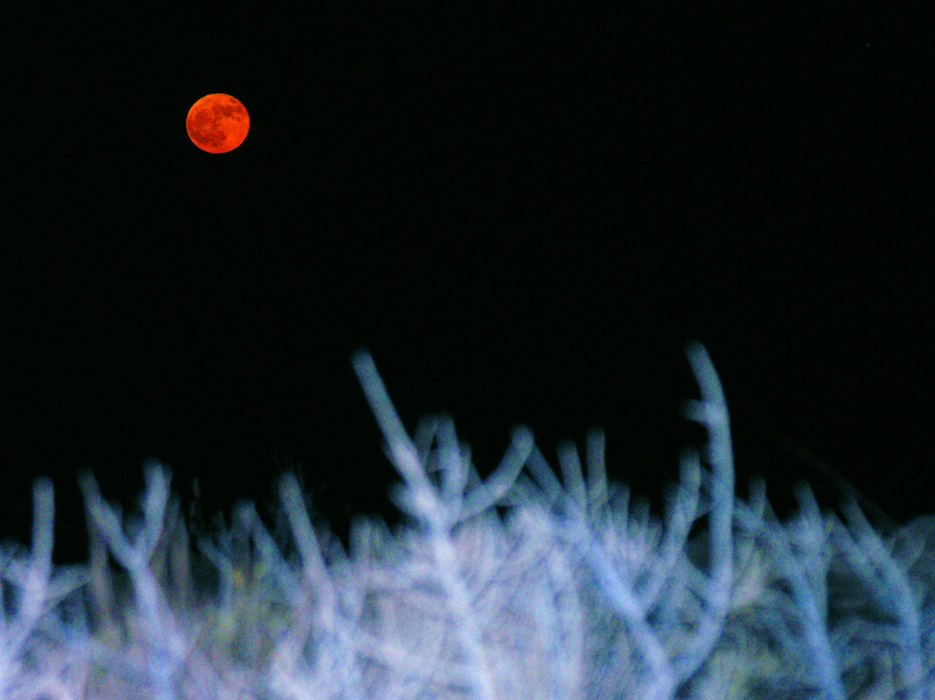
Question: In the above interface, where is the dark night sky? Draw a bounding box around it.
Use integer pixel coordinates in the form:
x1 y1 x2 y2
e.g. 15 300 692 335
2 5 932 563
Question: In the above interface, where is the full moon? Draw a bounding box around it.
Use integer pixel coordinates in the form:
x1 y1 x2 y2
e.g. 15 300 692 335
186 94 250 154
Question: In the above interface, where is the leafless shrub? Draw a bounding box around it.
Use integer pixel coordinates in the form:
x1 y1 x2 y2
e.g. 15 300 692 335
0 343 932 698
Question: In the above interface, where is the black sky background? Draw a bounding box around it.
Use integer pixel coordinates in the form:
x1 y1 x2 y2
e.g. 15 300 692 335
2 4 933 564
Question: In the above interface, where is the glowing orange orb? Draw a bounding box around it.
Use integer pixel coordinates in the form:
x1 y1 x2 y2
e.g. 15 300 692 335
186 93 250 154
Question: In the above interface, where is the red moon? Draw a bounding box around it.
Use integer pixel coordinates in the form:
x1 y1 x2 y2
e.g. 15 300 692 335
186 94 250 154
